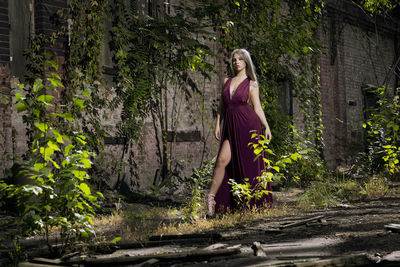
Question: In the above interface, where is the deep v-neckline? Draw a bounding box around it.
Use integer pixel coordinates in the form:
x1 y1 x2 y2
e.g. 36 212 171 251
229 77 248 100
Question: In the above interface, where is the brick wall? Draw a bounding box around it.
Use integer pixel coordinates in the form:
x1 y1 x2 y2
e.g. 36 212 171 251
2 0 399 185
320 0 399 168
319 10 348 168
0 62 11 178
0 0 10 177
0 0 9 62
35 0 67 55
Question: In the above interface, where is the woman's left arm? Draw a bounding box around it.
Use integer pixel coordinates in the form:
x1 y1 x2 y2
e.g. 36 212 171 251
249 81 272 141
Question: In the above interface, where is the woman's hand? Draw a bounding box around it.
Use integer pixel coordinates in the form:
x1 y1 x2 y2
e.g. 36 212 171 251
215 125 221 140
264 127 272 141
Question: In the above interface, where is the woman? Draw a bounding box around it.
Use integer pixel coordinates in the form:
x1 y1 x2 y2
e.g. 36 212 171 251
207 48 273 216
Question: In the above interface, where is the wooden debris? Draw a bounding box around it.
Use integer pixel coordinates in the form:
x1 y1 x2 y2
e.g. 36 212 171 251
381 250 400 264
31 257 64 265
279 215 325 229
264 228 283 234
384 223 400 233
252 241 267 257
111 238 213 249
60 251 81 261
295 253 373 266
19 262 66 267
65 247 241 265
202 243 228 250
149 233 222 241
132 258 159 267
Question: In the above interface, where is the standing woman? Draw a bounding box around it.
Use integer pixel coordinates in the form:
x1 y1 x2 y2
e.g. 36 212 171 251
207 48 273 216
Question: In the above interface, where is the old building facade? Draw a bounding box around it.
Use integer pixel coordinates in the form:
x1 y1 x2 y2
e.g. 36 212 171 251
0 0 399 191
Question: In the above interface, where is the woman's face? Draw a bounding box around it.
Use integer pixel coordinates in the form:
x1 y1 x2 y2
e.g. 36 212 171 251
232 53 246 73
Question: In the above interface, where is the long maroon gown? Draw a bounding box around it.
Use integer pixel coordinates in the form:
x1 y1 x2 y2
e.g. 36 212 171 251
214 77 273 213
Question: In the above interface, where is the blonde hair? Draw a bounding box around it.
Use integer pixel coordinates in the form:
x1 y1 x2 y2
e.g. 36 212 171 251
230 48 257 81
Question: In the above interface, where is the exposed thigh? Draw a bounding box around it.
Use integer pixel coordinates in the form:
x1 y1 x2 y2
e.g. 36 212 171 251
217 140 231 166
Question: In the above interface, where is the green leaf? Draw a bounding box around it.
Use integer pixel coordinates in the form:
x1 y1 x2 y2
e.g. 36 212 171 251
80 158 92 168
65 144 74 156
45 59 58 70
17 103 28 112
37 94 54 103
51 112 74 122
34 163 46 172
79 183 91 195
72 170 88 181
109 237 121 244
48 141 60 152
74 98 85 108
15 93 24 102
48 72 61 80
271 166 280 172
76 136 87 145
39 167 52 177
35 122 49 133
33 78 43 92
33 109 40 118
234 1 240 6
47 78 64 88
43 146 55 159
82 90 91 99
254 147 263 155
290 153 300 161
51 129 64 143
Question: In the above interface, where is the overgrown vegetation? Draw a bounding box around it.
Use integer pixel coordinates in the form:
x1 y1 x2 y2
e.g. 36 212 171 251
360 86 400 178
109 0 216 187
1 0 399 263
0 60 101 257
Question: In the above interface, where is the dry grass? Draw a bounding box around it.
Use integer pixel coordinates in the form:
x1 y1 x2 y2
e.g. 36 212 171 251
90 201 301 242
155 204 300 236
93 203 174 242
360 176 389 199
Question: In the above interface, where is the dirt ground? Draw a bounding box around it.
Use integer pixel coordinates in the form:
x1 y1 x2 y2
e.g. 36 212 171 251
2 188 400 266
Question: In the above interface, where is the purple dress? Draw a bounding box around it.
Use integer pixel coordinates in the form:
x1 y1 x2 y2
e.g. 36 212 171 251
214 77 273 213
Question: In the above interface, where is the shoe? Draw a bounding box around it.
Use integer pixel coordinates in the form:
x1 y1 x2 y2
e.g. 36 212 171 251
207 193 216 216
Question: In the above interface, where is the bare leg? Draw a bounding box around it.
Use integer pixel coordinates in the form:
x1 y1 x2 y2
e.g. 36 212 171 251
207 140 231 215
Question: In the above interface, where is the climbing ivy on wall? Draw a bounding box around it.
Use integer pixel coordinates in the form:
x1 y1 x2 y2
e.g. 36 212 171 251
23 0 109 153
107 0 328 185
65 0 109 151
210 0 325 155
109 0 215 185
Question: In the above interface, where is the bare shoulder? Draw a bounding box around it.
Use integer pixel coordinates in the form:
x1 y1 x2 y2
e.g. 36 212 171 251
250 80 258 88
223 77 229 84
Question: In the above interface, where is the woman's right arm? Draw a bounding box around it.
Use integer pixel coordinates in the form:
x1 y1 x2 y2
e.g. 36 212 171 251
215 78 229 140
215 113 221 140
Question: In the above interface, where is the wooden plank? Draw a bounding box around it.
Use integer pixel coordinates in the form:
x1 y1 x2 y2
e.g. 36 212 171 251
295 253 372 266
31 257 63 265
66 247 241 265
384 223 400 233
252 241 267 257
279 215 325 229
149 233 222 241
112 238 214 249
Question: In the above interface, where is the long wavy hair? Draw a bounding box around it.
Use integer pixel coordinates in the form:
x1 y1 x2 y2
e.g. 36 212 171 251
230 48 257 82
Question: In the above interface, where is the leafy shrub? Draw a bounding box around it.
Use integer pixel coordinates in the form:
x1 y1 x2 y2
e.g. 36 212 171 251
229 129 310 210
178 158 215 221
361 86 400 178
0 59 102 257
